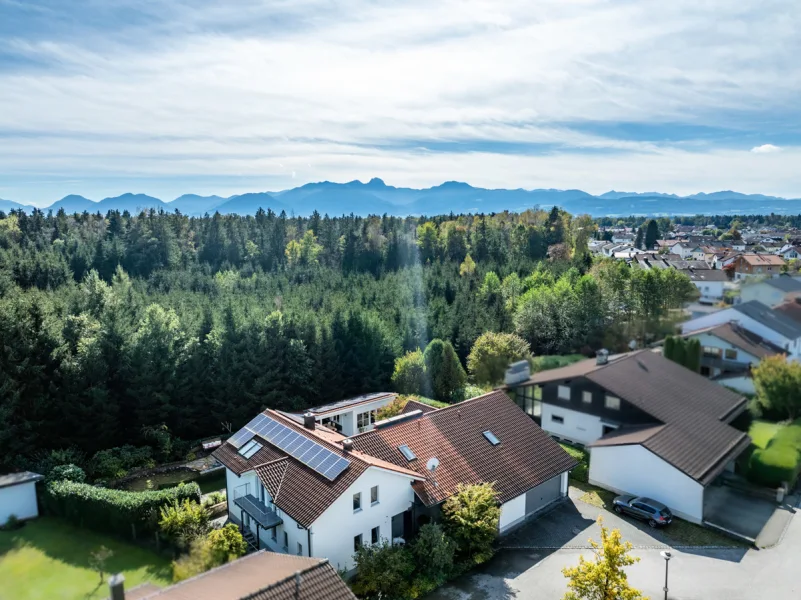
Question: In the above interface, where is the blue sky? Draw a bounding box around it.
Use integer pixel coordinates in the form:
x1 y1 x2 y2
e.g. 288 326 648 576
1 0 800 206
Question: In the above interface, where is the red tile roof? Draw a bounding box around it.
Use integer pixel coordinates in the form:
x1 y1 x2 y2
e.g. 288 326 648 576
349 391 577 506
402 399 437 414
138 551 355 600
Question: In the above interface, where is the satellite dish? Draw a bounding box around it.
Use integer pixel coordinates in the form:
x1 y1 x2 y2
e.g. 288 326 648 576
426 457 440 472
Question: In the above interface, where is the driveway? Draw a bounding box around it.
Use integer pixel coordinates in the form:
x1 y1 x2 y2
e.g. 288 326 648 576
703 484 779 541
427 493 800 600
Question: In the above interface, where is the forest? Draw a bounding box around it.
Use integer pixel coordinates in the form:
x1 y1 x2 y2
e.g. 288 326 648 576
0 205 697 470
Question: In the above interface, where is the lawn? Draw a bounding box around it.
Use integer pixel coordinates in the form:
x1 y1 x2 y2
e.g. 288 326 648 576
749 420 784 449
0 517 171 600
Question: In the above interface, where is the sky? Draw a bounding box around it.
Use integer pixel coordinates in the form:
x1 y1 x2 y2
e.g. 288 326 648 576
1 0 800 206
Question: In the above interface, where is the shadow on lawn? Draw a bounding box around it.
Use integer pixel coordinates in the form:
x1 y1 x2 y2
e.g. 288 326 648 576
0 517 171 596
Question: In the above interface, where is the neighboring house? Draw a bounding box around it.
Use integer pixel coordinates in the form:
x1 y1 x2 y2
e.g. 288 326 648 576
301 392 398 436
679 322 783 378
739 277 801 308
680 300 801 357
611 233 635 244
123 551 356 600
214 392 576 572
505 350 749 524
731 254 786 280
683 269 729 304
776 244 801 260
774 299 801 325
0 471 44 523
655 239 681 252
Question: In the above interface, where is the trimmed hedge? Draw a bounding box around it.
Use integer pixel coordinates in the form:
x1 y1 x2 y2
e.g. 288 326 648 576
559 443 589 483
748 421 801 488
44 480 201 539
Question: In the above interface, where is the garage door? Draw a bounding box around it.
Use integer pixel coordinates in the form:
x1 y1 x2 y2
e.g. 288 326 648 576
524 475 561 515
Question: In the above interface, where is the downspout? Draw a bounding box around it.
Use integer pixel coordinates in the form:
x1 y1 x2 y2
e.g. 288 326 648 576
307 526 312 557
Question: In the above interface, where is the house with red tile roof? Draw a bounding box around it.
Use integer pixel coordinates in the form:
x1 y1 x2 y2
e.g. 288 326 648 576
213 392 576 572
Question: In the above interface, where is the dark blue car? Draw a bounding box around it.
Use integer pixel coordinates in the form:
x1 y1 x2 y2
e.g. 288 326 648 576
613 495 673 528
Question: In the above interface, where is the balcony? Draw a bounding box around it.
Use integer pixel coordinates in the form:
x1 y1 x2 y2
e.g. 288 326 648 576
233 494 283 530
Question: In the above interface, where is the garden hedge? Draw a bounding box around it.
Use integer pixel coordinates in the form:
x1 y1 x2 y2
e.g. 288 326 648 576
748 421 801 488
559 443 589 483
43 480 201 539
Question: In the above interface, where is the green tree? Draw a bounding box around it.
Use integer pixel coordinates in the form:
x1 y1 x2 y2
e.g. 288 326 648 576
416 222 439 263
634 227 643 250
644 219 659 250
753 355 801 420
351 541 415 600
207 524 247 562
391 349 428 395
424 339 467 402
467 332 532 386
561 518 645 600
411 523 457 584
459 254 476 277
442 482 500 563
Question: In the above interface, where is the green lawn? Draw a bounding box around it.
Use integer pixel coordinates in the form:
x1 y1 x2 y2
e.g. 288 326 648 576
749 420 784 449
0 517 171 600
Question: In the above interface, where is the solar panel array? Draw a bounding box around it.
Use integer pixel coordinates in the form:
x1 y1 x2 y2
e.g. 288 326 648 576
228 413 351 481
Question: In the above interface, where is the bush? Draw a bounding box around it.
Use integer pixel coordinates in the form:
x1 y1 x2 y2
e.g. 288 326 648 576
411 524 456 584
466 332 533 386
202 491 226 507
392 350 429 396
159 499 211 547
375 395 409 421
90 445 155 480
43 480 200 539
32 448 87 477
1 514 22 531
207 524 247 561
747 421 801 487
351 541 415 600
442 483 499 564
531 354 585 373
172 526 246 582
559 443 589 483
47 464 86 484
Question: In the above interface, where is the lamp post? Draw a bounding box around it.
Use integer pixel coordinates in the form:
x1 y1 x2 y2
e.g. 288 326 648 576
660 550 672 600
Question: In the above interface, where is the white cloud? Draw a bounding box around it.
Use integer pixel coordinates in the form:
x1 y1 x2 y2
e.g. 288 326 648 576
1 0 800 202
751 144 781 154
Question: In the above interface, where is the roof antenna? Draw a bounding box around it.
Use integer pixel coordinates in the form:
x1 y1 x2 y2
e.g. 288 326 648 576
426 457 440 488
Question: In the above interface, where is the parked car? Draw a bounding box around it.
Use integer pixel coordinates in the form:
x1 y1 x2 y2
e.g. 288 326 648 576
612 495 673 528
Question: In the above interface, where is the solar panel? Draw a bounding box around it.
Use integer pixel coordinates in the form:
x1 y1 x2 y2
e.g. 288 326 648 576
251 414 351 481
228 413 268 448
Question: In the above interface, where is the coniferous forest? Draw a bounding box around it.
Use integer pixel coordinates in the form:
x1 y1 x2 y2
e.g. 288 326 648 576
0 206 697 470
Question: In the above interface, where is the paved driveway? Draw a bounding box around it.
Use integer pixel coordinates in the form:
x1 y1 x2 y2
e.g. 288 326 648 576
703 484 778 541
427 494 800 600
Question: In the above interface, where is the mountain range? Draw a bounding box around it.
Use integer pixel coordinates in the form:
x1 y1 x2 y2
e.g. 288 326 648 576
3 179 801 218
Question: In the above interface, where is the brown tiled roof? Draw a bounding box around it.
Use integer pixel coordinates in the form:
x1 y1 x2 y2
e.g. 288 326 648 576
402 399 437 414
531 351 748 485
138 552 355 600
589 425 665 447
215 410 421 528
349 391 577 506
738 253 786 267
775 300 801 324
681 323 783 359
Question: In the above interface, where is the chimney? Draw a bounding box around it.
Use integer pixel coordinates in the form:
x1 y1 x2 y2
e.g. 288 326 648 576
342 439 353 452
596 349 610 365
303 412 316 430
108 574 125 600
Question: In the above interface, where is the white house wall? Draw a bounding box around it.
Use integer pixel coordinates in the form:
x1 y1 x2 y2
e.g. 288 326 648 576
589 444 704 523
498 493 526 533
0 483 39 522
541 403 609 446
681 309 796 354
740 283 787 308
312 467 418 573
689 332 761 365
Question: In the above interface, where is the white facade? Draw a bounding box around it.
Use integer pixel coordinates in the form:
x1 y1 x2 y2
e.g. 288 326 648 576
225 466 418 573
498 473 568 533
681 309 800 356
314 396 398 437
541 402 616 446
0 482 39 522
740 282 795 308
589 444 705 523
693 280 725 304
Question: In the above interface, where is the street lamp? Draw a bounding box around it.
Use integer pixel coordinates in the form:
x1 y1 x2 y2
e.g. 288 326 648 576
660 550 672 600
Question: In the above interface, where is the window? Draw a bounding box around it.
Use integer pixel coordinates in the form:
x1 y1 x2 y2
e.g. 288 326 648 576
605 395 621 410
398 445 417 461
725 348 738 360
371 526 380 544
357 410 377 431
297 542 303 556
353 492 362 512
483 430 500 446
271 527 277 541
238 439 263 459
354 534 363 552
371 485 379 505
557 385 571 400
582 391 592 404
283 531 288 550
533 386 542 400
551 414 564 424
703 346 722 358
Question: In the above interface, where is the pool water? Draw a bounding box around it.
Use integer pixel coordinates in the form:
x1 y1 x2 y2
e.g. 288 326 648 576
123 469 227 494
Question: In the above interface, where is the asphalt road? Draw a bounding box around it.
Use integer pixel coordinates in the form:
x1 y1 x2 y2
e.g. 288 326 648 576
427 494 799 600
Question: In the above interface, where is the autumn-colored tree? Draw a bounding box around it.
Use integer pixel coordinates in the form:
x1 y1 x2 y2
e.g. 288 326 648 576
459 254 476 277
562 518 646 600
375 395 408 421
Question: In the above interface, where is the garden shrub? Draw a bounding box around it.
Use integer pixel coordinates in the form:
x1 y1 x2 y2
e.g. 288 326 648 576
442 483 499 564
559 443 589 483
90 445 155 480
158 499 211 547
44 480 200 539
47 464 87 484
207 524 247 561
351 541 415 600
748 446 801 487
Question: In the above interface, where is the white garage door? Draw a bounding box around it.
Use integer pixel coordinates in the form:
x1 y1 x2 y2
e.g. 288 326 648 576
524 474 561 515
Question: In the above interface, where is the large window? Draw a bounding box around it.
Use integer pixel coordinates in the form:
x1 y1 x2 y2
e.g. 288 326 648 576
353 492 362 512
371 485 379 505
354 534 363 552
605 395 621 410
557 385 571 400
357 410 377 432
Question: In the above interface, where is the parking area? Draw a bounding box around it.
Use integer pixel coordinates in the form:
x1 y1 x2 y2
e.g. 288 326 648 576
703 484 779 541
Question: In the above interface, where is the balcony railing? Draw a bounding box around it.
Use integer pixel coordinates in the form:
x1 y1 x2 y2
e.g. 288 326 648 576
233 494 283 529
